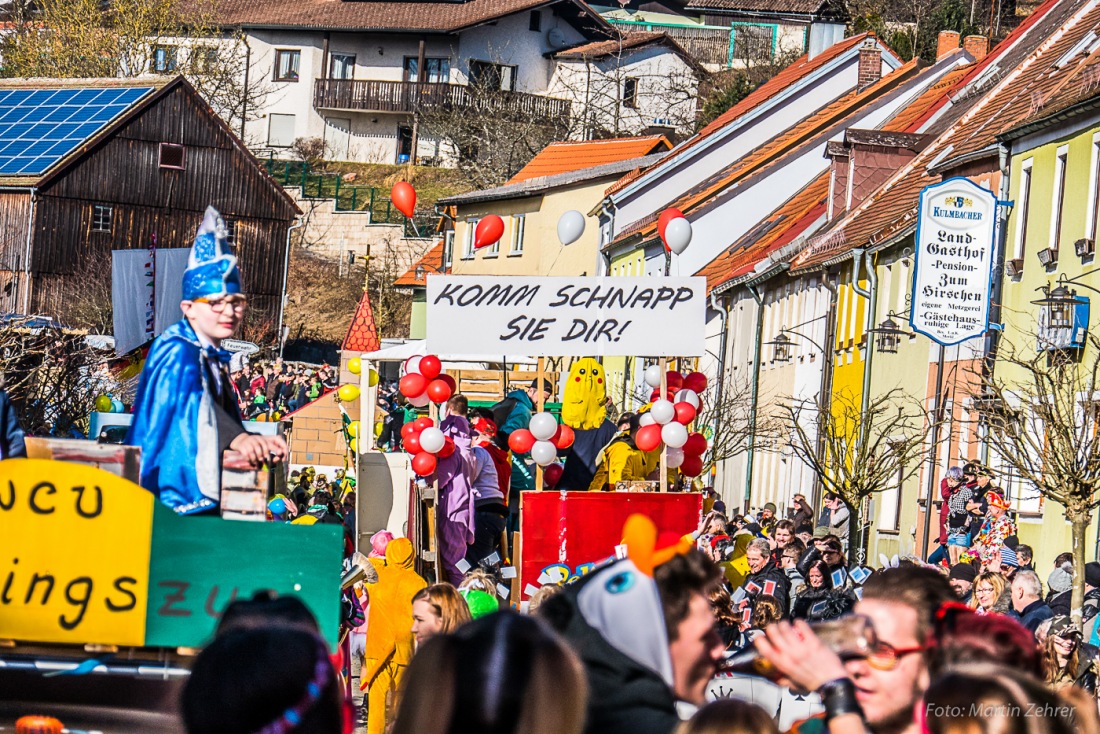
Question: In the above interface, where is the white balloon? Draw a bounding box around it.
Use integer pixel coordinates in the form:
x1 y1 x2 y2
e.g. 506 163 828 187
530 440 558 466
409 392 430 407
674 389 700 409
650 399 675 425
661 421 688 448
404 355 422 375
643 364 663 388
664 217 692 255
557 210 586 246
639 412 657 427
529 412 558 441
419 426 445 454
666 447 685 468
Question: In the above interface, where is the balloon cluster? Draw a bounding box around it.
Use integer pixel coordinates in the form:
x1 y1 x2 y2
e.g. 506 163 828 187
657 208 692 255
637 367 709 477
506 411 575 484
401 416 455 476
95 394 125 413
399 354 456 407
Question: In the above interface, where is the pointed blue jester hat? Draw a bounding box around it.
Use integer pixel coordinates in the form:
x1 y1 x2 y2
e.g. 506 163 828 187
182 206 241 301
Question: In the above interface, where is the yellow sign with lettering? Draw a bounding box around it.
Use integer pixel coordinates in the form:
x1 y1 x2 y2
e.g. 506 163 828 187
0 459 154 645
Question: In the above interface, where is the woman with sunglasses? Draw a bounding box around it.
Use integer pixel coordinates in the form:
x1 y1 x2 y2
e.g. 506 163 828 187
1042 616 1099 694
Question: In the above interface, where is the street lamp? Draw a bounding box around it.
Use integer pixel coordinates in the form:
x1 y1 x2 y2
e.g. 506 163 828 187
766 331 793 363
1031 281 1085 330
867 314 908 354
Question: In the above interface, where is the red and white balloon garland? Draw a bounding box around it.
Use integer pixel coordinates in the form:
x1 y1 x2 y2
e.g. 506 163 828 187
637 367 709 477
399 354 459 476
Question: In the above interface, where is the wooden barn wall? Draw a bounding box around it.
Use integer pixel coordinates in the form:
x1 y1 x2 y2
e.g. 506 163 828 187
0 192 31 314
27 83 297 334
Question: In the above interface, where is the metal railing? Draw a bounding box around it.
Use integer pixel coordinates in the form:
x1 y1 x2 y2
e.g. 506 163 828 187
313 79 572 120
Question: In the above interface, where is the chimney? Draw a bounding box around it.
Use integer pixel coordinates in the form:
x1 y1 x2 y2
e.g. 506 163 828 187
963 35 989 61
937 30 961 60
857 40 881 91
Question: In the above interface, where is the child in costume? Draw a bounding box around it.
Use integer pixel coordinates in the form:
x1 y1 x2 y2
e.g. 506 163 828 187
126 206 287 515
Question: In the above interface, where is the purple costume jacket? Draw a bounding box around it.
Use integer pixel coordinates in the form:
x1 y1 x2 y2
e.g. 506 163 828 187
437 415 476 584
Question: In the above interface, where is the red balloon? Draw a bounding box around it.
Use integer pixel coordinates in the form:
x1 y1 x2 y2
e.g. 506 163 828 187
666 372 684 391
544 463 564 487
411 451 437 476
438 437 456 458
401 422 418 439
673 402 697 425
426 378 453 404
680 454 704 477
412 416 434 433
391 181 417 218
438 374 457 391
683 371 708 394
552 424 575 450
419 355 442 380
657 207 685 243
508 429 537 454
683 432 707 456
403 433 422 454
474 215 505 249
400 373 428 398
635 424 663 452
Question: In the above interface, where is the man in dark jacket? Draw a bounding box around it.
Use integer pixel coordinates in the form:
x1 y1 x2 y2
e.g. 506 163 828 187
543 547 724 734
1011 569 1053 634
743 537 791 616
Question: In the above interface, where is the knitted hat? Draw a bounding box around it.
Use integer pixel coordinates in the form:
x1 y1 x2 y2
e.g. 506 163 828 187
1048 563 1074 594
949 563 977 583
999 547 1018 568
763 502 777 513
1086 561 1100 588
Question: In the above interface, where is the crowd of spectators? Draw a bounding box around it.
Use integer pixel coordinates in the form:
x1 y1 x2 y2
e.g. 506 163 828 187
229 358 338 421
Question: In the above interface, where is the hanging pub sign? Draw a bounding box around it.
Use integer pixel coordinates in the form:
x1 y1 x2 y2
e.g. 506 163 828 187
910 178 998 346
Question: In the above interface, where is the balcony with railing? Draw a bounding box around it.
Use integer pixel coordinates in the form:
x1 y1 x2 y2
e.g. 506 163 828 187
313 79 572 120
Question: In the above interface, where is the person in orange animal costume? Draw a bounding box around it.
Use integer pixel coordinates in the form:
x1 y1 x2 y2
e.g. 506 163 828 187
361 537 426 734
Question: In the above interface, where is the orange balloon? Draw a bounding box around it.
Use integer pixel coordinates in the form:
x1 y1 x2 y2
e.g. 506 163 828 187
391 181 417 218
474 215 505 249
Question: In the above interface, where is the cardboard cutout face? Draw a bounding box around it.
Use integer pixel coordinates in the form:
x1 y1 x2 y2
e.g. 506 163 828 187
562 357 607 430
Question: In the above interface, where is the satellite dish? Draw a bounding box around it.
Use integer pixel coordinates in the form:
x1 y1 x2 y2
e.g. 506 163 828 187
548 27 567 49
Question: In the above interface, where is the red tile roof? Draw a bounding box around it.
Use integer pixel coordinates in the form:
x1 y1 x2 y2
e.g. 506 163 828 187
695 173 830 293
608 57 924 248
601 34 886 201
508 135 672 183
343 291 381 353
790 0 1097 273
394 241 445 287
206 0 613 33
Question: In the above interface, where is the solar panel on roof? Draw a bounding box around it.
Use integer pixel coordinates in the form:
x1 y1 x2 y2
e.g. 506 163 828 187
0 86 153 176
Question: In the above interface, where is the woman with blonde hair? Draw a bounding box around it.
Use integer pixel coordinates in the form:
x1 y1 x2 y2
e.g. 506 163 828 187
968 571 1010 615
392 612 587 734
411 583 472 646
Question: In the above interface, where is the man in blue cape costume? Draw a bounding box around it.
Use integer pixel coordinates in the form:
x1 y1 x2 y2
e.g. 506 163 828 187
126 206 288 515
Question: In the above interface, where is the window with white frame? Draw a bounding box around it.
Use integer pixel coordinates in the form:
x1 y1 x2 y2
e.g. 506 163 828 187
444 230 455 269
510 215 525 255
152 45 178 74
464 219 478 259
92 204 113 233
487 227 500 257
1050 145 1069 252
1014 158 1033 261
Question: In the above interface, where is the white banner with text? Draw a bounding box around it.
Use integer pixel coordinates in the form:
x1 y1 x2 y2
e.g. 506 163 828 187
426 276 707 357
